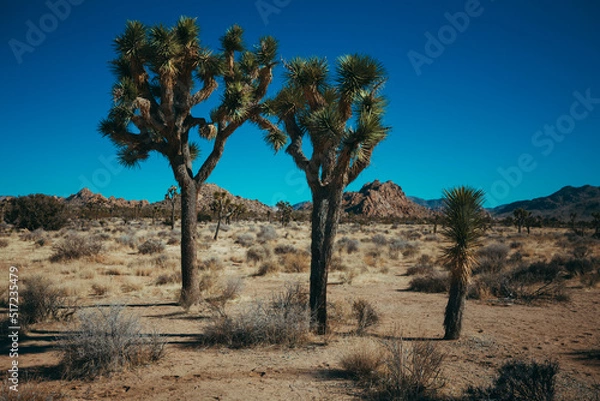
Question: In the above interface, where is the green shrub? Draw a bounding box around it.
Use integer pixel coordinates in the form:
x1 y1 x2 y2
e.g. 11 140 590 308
6 194 68 231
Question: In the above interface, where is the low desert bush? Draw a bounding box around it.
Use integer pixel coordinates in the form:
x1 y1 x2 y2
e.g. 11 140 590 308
235 233 255 247
204 283 310 348
279 251 310 273
0 381 63 400
204 277 244 317
256 260 280 276
137 239 165 255
246 245 271 264
463 359 558 401
199 257 224 271
50 234 102 262
408 272 449 293
372 234 388 246
20 275 78 327
406 254 435 276
352 299 380 334
341 337 445 401
475 243 510 274
0 239 8 248
273 244 299 255
59 306 165 379
155 272 181 286
336 236 360 254
256 225 277 242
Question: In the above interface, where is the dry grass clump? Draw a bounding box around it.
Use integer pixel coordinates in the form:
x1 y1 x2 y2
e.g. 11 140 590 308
406 255 435 276
59 306 165 380
279 251 310 273
204 283 310 348
155 271 181 286
256 260 280 276
50 233 103 262
204 277 244 316
352 298 380 335
138 239 165 255
0 381 63 400
21 275 78 327
273 244 299 255
341 337 445 401
0 238 8 248
19 228 46 243
91 282 110 296
199 257 224 271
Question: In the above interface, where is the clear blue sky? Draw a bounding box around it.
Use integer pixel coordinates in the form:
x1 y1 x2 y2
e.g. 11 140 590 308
1 0 599 207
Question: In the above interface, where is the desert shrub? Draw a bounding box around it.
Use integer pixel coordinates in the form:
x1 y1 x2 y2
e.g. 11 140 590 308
19 227 46 242
372 234 388 246
166 236 180 245
273 244 298 254
563 257 595 276
330 255 350 272
279 251 310 273
199 257 224 271
20 275 78 327
116 233 140 248
405 230 423 241
408 272 449 293
402 242 420 259
59 306 165 379
463 360 558 401
337 236 360 254
205 277 244 317
511 260 562 285
581 267 600 288
204 284 309 348
424 234 438 242
340 340 384 385
510 240 523 249
6 194 68 231
256 260 280 276
475 243 510 274
572 243 591 259
50 234 102 262
137 239 165 255
342 338 445 401
155 272 181 286
246 245 271 264
256 225 277 242
0 239 8 248
352 299 380 334
235 233 255 247
406 255 435 276
468 272 513 300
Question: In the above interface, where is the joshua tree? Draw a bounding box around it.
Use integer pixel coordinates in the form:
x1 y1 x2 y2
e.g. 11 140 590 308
99 18 277 307
210 192 231 240
255 55 389 334
164 185 178 230
441 186 486 340
513 208 530 234
276 200 293 226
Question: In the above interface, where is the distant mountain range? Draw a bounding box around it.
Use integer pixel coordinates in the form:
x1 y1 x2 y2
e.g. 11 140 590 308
3 183 599 222
491 185 600 221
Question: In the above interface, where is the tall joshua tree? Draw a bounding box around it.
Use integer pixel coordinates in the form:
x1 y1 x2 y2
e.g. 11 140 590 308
99 17 277 307
441 186 486 340
513 207 530 234
254 55 390 334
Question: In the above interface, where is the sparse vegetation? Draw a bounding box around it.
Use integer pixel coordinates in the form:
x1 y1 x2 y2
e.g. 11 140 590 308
20 275 78 327
352 298 380 334
137 239 165 255
50 233 103 262
59 306 165 379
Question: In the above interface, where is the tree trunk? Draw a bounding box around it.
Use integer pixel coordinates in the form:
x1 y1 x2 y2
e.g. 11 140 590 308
214 214 221 240
170 200 176 230
443 273 467 340
309 185 344 335
179 179 199 308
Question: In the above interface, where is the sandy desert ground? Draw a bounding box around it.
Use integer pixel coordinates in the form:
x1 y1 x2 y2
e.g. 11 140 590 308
1 219 599 400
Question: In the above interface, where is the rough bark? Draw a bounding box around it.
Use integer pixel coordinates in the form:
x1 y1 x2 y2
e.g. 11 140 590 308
178 177 199 308
443 273 467 340
309 184 344 335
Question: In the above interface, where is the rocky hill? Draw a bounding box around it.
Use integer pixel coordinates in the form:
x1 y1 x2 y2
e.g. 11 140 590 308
492 185 600 221
343 180 431 219
408 196 445 210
